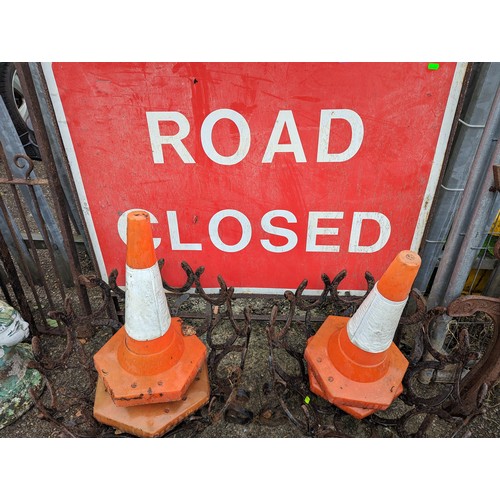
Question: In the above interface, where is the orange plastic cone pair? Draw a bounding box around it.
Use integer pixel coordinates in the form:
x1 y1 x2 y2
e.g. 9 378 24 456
305 250 421 418
93 211 210 437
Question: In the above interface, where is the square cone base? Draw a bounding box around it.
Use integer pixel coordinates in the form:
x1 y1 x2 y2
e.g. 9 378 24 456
93 362 210 437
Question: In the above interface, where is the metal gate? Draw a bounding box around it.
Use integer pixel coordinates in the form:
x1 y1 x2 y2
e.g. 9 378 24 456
0 62 98 334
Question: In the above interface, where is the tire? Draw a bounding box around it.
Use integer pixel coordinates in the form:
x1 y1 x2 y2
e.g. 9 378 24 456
0 62 41 160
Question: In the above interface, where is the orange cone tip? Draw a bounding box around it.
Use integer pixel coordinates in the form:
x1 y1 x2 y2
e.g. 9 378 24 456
126 211 157 269
377 250 421 302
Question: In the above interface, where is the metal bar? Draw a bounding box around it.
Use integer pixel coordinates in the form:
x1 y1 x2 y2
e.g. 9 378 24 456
25 170 67 302
426 79 500 307
0 153 62 312
0 193 37 291
0 202 42 285
416 63 472 265
416 63 500 294
15 63 92 317
0 105 44 285
492 164 500 192
170 310 327 323
0 263 14 305
440 184 465 192
427 143 500 354
28 62 96 267
458 119 486 128
0 178 48 185
0 228 36 331
0 193 45 325
443 140 500 305
0 96 73 287
18 231 85 249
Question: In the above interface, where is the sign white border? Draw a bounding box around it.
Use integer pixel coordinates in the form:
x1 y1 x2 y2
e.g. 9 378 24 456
42 62 468 295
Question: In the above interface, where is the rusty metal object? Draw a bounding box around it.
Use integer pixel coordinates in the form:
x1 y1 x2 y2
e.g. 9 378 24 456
263 278 500 437
158 258 203 294
0 226 35 329
265 304 312 434
14 155 66 302
0 177 48 185
489 164 500 192
8 255 498 438
368 292 498 436
329 270 375 310
260 269 378 436
15 63 92 317
446 295 500 416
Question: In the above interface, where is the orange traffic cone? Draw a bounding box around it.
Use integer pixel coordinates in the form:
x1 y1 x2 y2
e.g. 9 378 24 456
304 250 421 419
93 211 209 437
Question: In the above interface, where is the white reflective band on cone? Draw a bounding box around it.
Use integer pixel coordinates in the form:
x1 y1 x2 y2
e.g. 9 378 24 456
347 282 408 353
124 264 171 341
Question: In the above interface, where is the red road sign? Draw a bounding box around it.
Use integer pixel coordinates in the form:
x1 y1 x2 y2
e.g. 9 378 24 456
44 62 466 293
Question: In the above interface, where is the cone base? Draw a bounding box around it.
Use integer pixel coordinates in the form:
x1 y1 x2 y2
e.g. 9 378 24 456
94 318 207 407
305 316 408 414
309 369 404 419
93 362 210 438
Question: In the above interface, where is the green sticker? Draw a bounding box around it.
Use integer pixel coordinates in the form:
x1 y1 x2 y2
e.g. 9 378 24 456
304 396 311 404
428 63 440 71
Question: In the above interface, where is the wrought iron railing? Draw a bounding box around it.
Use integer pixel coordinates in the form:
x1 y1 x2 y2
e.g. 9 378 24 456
16 260 497 438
